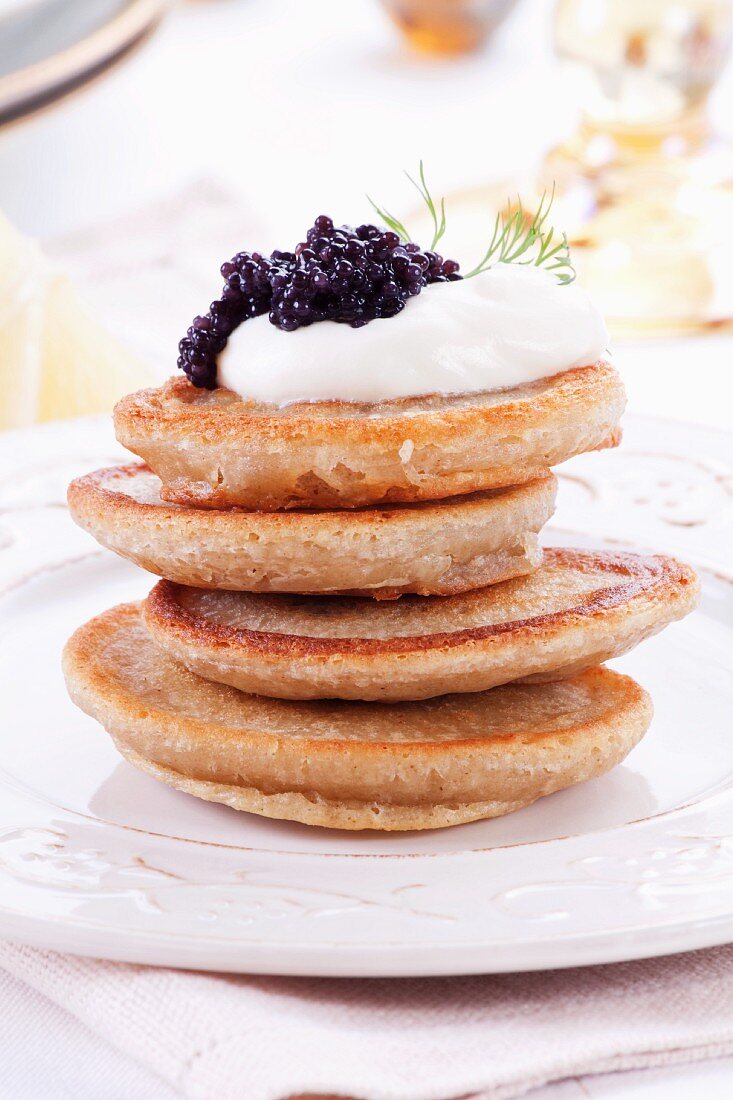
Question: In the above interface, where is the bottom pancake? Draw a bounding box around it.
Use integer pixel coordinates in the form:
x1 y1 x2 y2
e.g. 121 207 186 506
115 745 536 830
63 604 653 831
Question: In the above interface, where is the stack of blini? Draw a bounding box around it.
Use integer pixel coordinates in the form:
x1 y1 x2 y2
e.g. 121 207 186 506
64 364 699 830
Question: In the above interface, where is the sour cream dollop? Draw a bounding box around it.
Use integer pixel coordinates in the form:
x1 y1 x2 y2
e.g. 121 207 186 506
217 264 608 405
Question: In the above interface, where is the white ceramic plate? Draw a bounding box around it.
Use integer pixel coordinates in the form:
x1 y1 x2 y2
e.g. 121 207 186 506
1 413 732 977
0 0 167 124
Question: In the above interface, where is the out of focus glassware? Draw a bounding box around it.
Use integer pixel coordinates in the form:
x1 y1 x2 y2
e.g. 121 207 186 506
541 0 733 334
428 1 733 336
379 0 516 55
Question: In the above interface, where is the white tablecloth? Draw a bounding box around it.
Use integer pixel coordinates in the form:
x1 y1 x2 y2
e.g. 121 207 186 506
4 942 733 1100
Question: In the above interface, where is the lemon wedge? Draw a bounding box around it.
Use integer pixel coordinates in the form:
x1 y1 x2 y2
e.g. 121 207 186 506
0 212 156 430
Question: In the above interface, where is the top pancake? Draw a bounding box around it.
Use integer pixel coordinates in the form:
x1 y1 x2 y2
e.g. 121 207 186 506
114 363 625 510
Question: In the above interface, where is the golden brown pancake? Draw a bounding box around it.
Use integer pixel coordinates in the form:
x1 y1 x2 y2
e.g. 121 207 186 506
67 465 556 597
143 549 699 701
63 603 652 831
113 363 624 510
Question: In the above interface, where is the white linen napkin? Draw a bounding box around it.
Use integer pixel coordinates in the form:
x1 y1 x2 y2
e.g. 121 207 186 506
2 940 733 1100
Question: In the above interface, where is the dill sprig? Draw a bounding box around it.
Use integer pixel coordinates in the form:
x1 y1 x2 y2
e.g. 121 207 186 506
365 196 411 243
464 186 575 284
404 161 446 250
368 166 576 285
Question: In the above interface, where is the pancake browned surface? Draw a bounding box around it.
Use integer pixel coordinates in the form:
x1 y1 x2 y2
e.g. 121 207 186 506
114 363 624 510
68 465 556 597
144 549 699 701
63 604 653 831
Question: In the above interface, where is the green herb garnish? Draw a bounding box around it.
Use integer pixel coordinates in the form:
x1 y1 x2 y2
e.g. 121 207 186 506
365 197 411 245
369 164 576 285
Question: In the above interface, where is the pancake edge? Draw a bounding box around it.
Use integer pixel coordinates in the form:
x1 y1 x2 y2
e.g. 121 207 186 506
62 604 654 831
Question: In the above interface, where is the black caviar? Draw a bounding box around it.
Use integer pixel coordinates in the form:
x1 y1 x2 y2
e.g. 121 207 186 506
177 215 461 389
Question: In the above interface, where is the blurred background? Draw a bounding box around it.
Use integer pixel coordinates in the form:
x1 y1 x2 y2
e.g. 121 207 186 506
1 0 732 431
